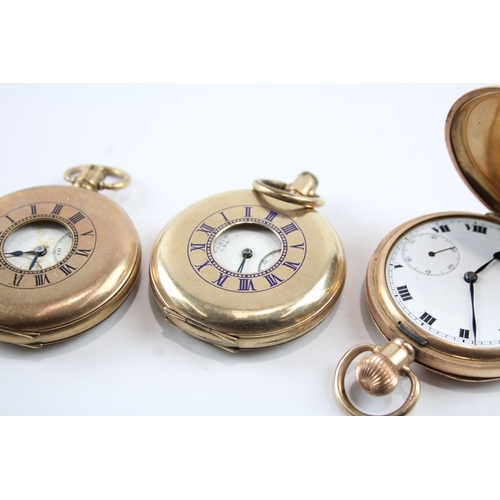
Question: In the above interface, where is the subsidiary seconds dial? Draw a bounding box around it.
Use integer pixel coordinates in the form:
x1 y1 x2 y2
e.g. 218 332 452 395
401 232 460 276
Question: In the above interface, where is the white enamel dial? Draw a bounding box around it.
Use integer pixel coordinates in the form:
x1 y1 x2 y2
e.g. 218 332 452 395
3 220 73 271
213 223 282 274
387 216 500 346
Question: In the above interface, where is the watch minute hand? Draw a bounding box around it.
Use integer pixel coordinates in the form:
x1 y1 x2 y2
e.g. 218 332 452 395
28 246 47 271
237 248 253 273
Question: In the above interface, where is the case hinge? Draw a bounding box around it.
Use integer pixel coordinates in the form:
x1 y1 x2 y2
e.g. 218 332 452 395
163 306 240 350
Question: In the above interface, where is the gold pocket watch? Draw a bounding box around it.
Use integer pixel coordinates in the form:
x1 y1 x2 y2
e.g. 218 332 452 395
335 87 500 415
149 172 346 352
0 165 141 348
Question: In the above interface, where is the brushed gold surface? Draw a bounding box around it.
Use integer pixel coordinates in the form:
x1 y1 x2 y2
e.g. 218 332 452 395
150 174 346 351
0 168 141 347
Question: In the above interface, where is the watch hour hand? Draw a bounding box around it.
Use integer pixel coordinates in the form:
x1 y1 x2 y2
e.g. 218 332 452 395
474 251 500 274
5 249 37 257
28 245 47 271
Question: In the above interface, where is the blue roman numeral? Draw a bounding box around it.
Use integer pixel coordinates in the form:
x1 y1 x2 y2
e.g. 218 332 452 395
265 211 278 222
195 260 211 271
190 243 206 252
238 279 256 291
212 273 229 288
281 223 298 235
264 273 284 287
197 223 215 235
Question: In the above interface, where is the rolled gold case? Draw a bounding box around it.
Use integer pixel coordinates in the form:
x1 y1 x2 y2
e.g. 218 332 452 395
0 165 141 348
335 87 500 415
149 172 346 352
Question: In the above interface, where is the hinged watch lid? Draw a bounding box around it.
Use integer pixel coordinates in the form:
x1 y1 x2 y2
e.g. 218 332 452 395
445 86 500 215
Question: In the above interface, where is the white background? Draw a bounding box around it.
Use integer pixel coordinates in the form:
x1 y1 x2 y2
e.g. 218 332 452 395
3 2 500 497
1 83 497 416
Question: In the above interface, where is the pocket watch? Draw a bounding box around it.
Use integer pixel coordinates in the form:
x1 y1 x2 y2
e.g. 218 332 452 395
149 172 346 352
0 164 141 348
335 87 500 415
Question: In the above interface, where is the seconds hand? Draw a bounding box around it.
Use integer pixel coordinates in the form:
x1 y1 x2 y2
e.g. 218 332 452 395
428 246 456 257
464 251 500 344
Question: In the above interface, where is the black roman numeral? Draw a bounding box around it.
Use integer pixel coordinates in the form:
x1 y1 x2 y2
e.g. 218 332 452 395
59 264 77 276
35 274 50 286
397 285 413 301
459 328 470 340
31 205 37 215
12 274 24 286
81 230 94 237
68 212 85 224
420 312 437 325
432 225 450 233
5 215 15 223
245 207 252 217
290 243 305 250
52 204 64 215
75 249 91 257
220 212 229 222
466 224 487 234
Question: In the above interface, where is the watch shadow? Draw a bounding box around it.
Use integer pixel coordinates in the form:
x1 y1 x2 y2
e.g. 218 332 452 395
148 287 341 365
0 272 142 361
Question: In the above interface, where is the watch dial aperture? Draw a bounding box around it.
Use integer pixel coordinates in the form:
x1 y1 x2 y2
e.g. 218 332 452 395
3 220 72 271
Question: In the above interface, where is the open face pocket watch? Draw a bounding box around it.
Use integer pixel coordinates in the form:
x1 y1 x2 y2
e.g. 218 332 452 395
0 165 141 348
149 172 346 352
335 87 500 415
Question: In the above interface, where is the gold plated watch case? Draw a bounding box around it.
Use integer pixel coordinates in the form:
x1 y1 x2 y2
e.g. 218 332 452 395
149 172 346 352
335 87 500 415
0 165 141 348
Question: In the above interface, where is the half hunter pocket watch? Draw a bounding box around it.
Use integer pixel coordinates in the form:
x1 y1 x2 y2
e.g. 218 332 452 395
335 87 500 415
0 165 141 348
149 172 346 352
